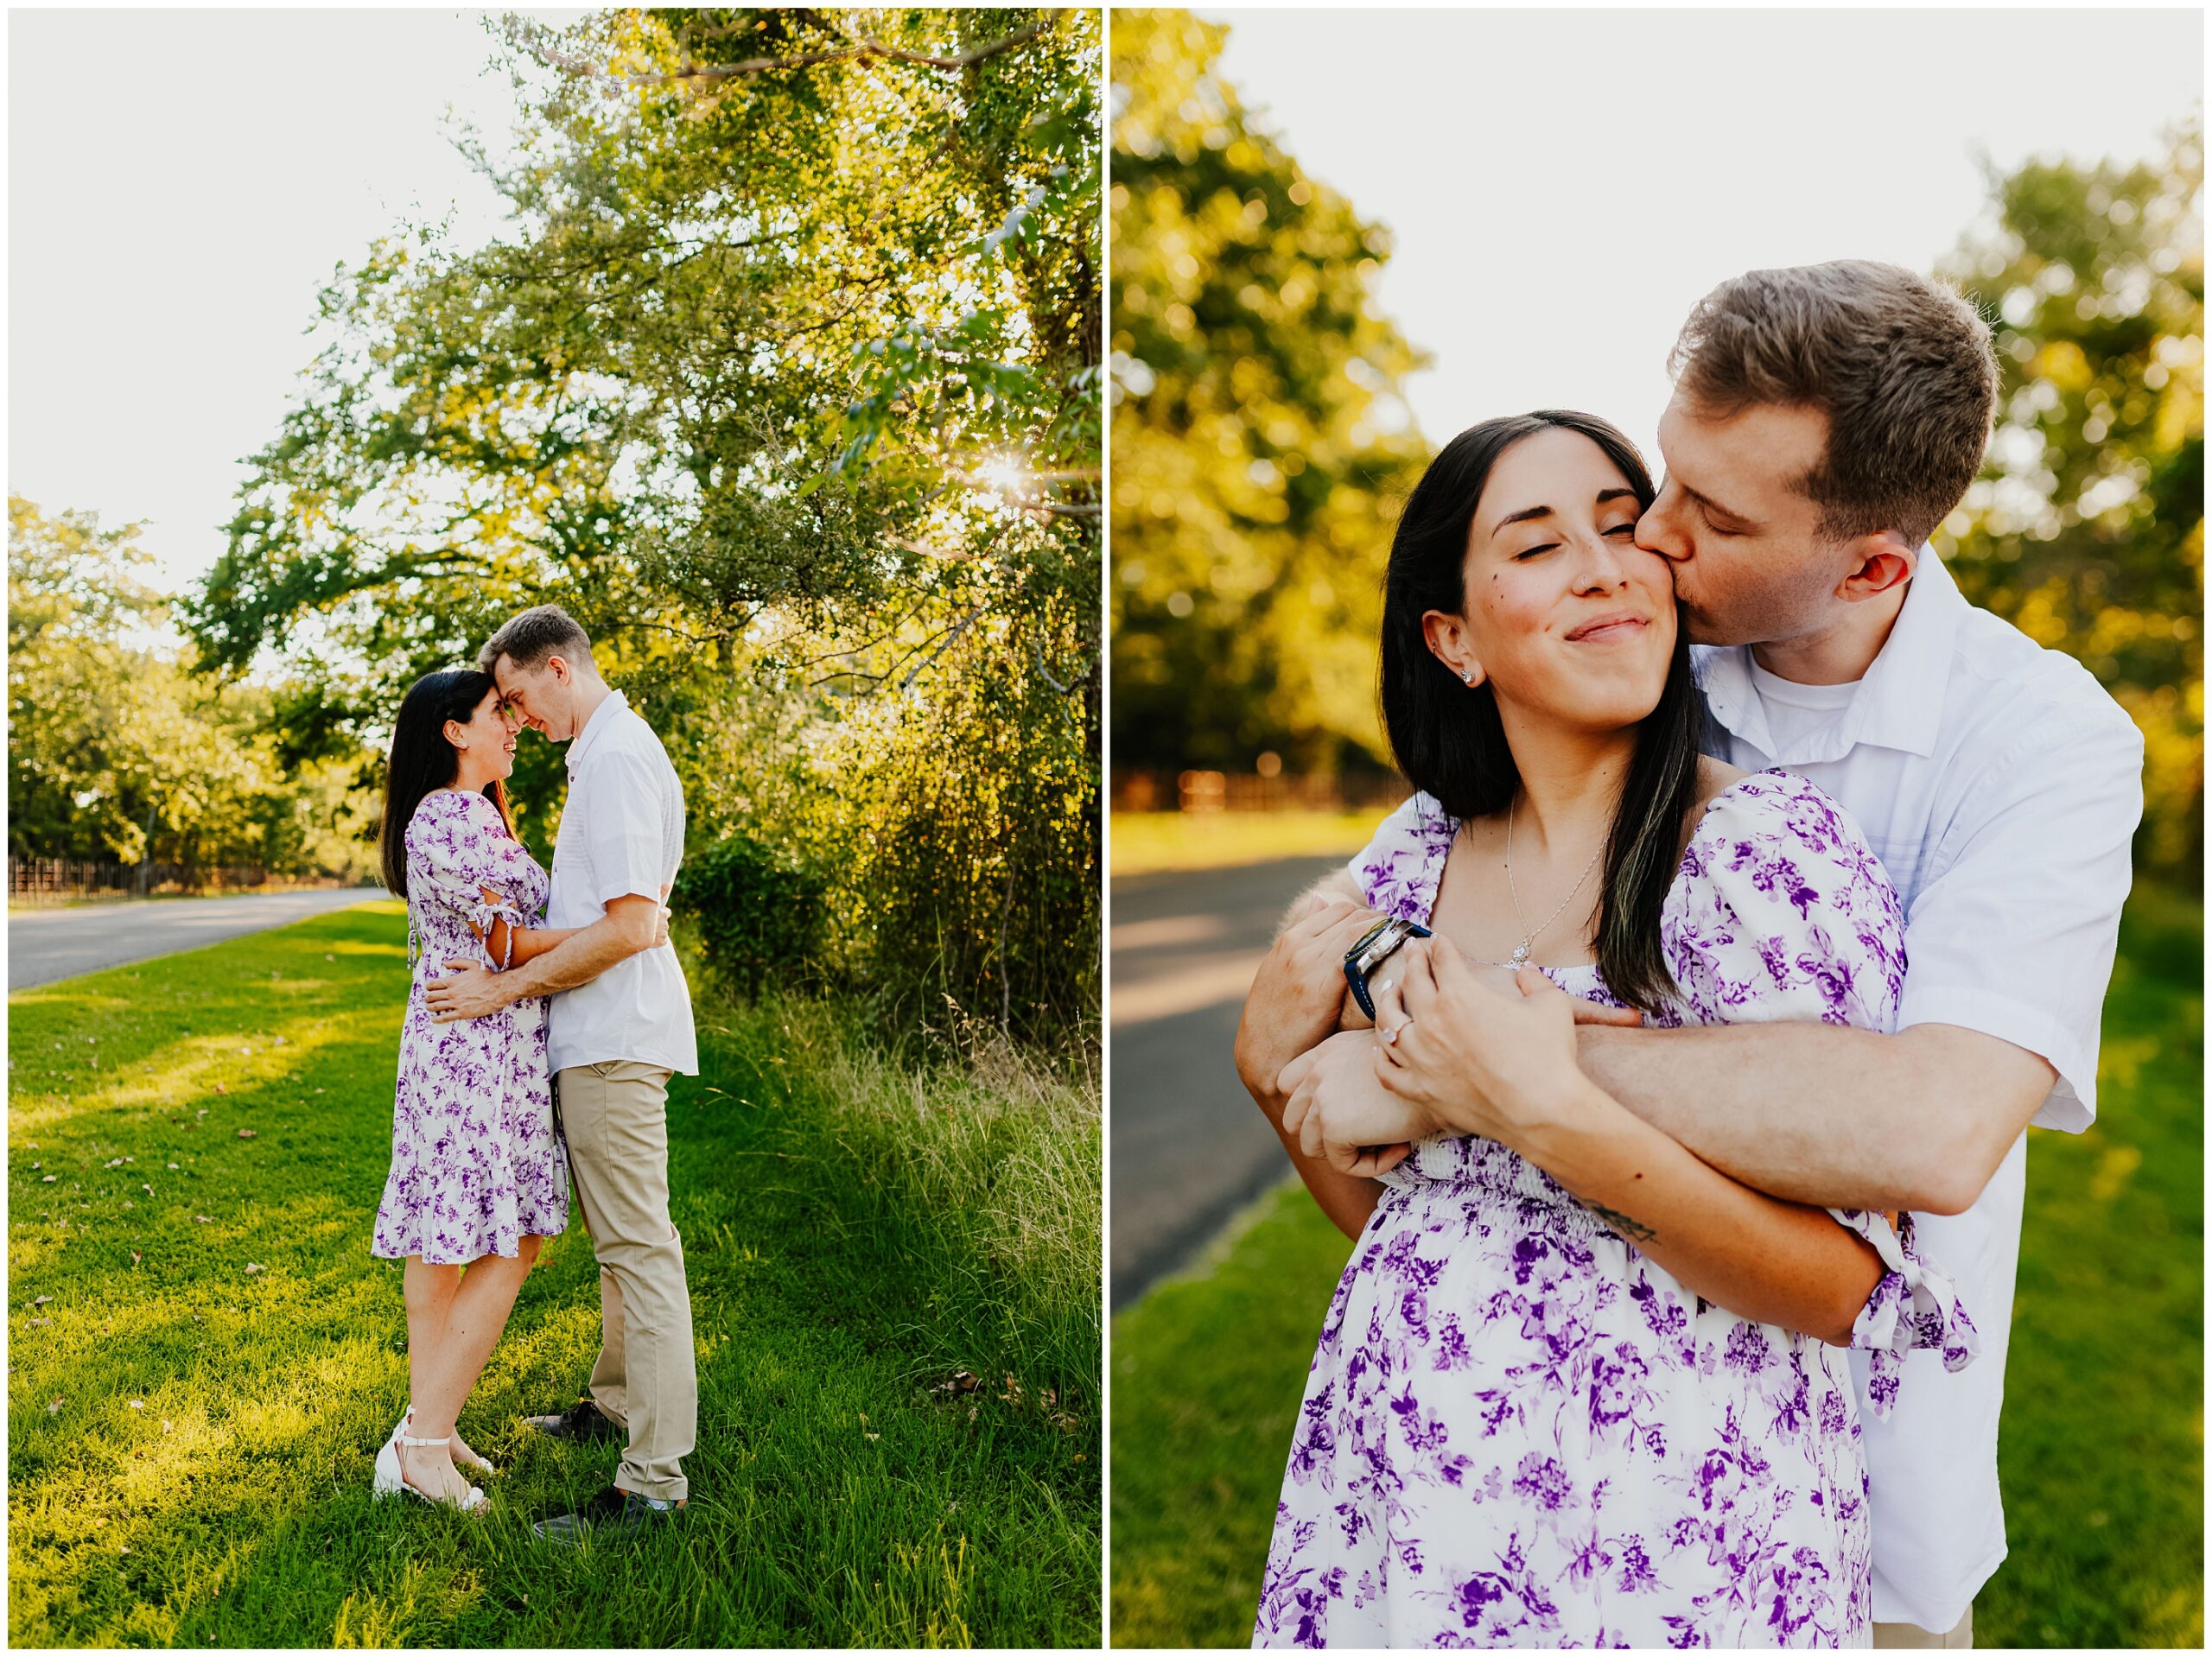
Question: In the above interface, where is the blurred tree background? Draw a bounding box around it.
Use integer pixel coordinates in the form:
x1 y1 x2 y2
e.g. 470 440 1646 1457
156 6 1100 1043
1936 117 2203 884
1109 9 1427 779
8 497 373 880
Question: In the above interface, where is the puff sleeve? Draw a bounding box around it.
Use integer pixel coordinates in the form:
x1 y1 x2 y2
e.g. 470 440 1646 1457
404 790 541 968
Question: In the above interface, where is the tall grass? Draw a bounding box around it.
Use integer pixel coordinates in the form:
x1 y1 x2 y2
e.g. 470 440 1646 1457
8 902 1102 1647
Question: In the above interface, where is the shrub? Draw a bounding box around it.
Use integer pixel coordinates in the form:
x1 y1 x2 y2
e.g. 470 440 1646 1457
675 832 830 994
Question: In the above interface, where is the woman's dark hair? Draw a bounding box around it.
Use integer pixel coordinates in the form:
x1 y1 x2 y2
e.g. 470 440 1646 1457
379 669 514 898
1378 409 1704 1014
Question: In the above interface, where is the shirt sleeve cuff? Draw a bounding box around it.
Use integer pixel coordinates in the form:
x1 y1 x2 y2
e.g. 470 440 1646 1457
1895 982 2094 1133
591 868 668 910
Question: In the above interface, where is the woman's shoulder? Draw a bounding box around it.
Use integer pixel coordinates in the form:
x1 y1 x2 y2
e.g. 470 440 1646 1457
1351 790 1456 918
1675 766 1901 935
1685 766 1875 867
405 788 496 844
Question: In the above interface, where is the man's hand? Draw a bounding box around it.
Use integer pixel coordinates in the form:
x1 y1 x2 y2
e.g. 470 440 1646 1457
426 959 518 1024
1371 941 1599 1150
1234 891 1385 1113
1280 1028 1430 1176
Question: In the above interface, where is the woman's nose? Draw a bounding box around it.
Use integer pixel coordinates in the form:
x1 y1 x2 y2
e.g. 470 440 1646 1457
1571 532 1629 592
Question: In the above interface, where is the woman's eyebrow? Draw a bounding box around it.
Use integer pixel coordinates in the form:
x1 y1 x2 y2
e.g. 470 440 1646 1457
1495 502 1555 528
1497 488 1638 530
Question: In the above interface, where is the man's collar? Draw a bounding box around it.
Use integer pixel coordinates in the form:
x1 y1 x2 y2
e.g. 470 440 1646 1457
565 687 628 771
1699 544 1963 764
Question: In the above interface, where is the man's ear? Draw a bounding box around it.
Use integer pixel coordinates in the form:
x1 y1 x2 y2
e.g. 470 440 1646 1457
1421 610 1485 689
1837 532 1916 604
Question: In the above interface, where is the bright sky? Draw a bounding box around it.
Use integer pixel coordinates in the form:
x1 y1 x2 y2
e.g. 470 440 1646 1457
9 9 587 593
1201 7 2203 463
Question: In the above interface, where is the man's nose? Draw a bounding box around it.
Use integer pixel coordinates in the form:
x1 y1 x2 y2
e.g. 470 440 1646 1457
1635 500 1690 563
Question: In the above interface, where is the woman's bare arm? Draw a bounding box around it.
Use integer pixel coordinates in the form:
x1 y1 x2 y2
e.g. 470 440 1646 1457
1523 1076 1888 1345
1363 944 1890 1343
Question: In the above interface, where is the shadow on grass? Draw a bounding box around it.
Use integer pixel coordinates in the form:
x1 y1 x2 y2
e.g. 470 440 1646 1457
11 903 1101 1647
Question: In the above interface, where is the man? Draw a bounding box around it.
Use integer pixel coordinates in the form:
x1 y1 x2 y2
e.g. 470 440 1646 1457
1236 261 2143 1647
425 602 701 1544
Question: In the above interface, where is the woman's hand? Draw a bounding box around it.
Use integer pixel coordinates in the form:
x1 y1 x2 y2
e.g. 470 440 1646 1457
1279 1029 1433 1177
1369 937 1599 1151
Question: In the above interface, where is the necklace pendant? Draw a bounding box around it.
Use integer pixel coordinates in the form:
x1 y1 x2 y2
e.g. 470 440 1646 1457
1510 942 1530 967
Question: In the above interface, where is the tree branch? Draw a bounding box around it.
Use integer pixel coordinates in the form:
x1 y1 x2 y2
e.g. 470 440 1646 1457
536 18 1054 88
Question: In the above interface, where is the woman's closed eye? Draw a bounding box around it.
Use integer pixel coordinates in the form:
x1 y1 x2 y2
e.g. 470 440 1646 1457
1516 524 1638 560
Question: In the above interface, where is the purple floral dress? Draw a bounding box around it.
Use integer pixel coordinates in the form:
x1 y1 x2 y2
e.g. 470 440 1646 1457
372 789 569 1266
1254 771 1979 1649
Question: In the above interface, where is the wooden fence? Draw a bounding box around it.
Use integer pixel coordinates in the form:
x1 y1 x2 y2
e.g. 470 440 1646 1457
1109 770 1409 815
6 859 359 905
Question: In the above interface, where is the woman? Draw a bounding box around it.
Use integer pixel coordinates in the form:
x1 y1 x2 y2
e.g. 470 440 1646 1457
1251 414 1976 1647
367 669 588 1510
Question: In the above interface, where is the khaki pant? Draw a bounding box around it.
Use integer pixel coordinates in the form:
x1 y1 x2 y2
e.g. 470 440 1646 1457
1873 1604 1974 1648
556 1060 696 1502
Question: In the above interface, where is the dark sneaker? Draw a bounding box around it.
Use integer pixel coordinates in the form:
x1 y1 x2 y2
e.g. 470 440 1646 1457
531 1484 686 1546
523 1400 621 1444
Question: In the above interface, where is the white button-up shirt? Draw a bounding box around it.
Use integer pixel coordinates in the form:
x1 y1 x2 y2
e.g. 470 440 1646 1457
1697 549 2143 1630
544 689 698 1076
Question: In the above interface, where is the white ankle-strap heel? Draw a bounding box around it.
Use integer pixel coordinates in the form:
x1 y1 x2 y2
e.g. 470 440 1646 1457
373 1431 488 1513
386 1406 494 1474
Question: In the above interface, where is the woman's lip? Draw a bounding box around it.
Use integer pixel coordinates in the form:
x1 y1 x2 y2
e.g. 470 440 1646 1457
1567 616 1649 642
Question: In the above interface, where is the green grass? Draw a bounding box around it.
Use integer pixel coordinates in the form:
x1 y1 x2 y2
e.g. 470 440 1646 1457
9 900 1101 1647
1109 886 2202 1649
1109 810 1379 876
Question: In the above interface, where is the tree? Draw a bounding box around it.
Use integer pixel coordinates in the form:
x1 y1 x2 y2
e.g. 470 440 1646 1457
1937 118 2203 879
8 497 374 877
1109 9 1429 778
180 9 1101 1036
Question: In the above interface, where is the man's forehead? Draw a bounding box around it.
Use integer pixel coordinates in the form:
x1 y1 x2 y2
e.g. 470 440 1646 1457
1660 396 1824 498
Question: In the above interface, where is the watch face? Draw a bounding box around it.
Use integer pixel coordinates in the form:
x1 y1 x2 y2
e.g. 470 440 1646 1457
1345 918 1396 969
1351 918 1407 975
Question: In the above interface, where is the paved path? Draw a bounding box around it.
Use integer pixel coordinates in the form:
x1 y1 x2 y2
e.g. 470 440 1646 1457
1110 854 1346 1309
8 888 385 991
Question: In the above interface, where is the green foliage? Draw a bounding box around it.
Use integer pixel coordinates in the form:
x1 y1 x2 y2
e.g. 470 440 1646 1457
1936 120 2202 880
8 497 376 878
672 832 828 995
8 903 1100 1647
1109 10 1430 776
175 8 1101 1039
1109 885 2202 1648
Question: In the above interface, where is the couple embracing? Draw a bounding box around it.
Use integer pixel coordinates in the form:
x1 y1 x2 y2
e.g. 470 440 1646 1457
365 604 698 1545
1239 262 2142 1647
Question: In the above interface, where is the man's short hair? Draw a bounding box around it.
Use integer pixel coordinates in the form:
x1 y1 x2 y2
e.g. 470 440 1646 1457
478 604 594 675
1669 259 1998 545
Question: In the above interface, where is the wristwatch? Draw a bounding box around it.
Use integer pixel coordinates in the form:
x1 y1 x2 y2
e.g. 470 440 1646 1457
1342 916 1431 1021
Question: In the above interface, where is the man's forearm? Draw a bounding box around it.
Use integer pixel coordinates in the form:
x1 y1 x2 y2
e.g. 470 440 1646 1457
503 913 648 1000
1576 1020 2007 1215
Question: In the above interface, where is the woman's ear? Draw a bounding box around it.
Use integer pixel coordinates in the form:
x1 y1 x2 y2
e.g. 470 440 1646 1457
442 718 470 752
1421 610 1484 689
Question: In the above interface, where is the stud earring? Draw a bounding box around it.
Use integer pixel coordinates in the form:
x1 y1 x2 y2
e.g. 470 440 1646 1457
1459 668 1475 685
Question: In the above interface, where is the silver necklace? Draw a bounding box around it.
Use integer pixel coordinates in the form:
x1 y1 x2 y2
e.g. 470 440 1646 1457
1470 792 1605 970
